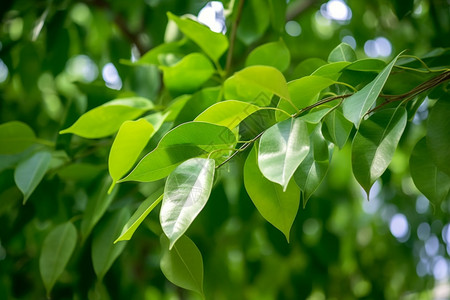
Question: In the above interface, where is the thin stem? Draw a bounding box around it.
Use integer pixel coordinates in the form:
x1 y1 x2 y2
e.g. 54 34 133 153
260 107 292 118
335 81 358 92
293 94 352 117
216 131 263 169
225 0 245 75
35 138 55 147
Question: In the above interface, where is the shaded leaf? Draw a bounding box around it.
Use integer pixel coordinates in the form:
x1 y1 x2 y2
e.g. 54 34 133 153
161 158 214 248
14 151 52 203
244 144 300 241
345 59 386 72
237 0 270 45
245 39 290 72
342 53 402 127
323 108 353 148
410 138 450 203
259 118 310 189
352 107 407 194
427 97 450 176
160 234 204 296
328 43 357 63
39 222 77 296
60 97 154 138
0 121 36 154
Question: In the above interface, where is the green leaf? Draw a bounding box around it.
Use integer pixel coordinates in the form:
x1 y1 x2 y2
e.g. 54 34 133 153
0 121 36 154
174 86 221 125
268 0 286 32
39 222 77 296
244 144 300 241
298 102 340 124
426 97 450 176
328 43 357 63
224 66 290 105
92 208 130 280
143 112 169 133
342 53 402 127
345 59 386 72
167 12 228 62
161 53 215 94
194 100 260 129
136 39 186 66
115 189 163 243
245 39 290 72
410 138 450 203
292 58 327 79
323 108 353 148
109 119 155 187
81 176 118 241
311 61 351 80
258 118 310 190
161 158 214 248
14 151 52 203
60 97 154 138
121 122 235 183
160 234 204 296
294 124 331 207
278 76 335 116
237 0 270 45
352 107 407 194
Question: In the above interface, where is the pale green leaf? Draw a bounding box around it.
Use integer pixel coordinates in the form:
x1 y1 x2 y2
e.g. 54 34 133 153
121 122 235 183
109 119 155 186
292 58 327 79
258 118 310 190
0 121 36 154
115 189 163 243
168 12 228 62
298 102 339 124
161 158 214 248
194 100 260 129
342 53 402 127
244 145 300 241
328 43 357 63
311 61 351 80
245 39 290 72
426 97 450 176
60 97 154 138
160 234 204 296
352 107 407 194
39 222 77 296
161 53 215 94
92 208 130 280
410 138 450 203
14 151 52 203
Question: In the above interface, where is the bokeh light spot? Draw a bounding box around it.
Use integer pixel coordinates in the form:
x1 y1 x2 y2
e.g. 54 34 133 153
390 213 409 240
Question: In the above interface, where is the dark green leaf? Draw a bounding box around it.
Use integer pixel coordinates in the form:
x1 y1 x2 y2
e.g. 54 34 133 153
323 108 353 148
161 158 214 248
245 39 290 72
237 0 270 45
0 121 36 154
427 97 450 176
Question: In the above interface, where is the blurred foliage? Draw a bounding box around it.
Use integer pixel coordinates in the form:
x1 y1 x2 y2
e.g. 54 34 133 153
0 0 450 299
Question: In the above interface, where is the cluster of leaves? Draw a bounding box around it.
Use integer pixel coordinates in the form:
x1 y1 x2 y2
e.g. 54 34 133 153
2 9 449 298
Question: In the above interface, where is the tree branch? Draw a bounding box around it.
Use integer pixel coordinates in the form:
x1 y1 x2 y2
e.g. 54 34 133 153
225 0 245 75
286 0 320 21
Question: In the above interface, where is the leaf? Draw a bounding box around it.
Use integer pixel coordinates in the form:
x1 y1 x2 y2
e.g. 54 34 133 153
298 102 339 124
258 118 310 190
161 53 215 94
0 121 36 154
426 97 450 176
311 61 351 80
345 59 386 72
174 86 221 125
121 122 235 183
14 151 52 203
60 97 154 138
160 234 204 296
136 39 186 66
277 76 336 116
292 58 327 79
115 189 163 243
109 119 155 188
237 0 270 45
194 100 260 129
224 66 290 105
81 176 118 241
39 222 77 296
245 39 290 72
323 108 353 148
328 43 357 63
268 0 286 32
167 12 228 62
352 107 407 194
143 112 169 133
294 124 331 207
244 144 300 241
410 138 450 203
92 208 130 280
342 53 402 127
160 158 214 248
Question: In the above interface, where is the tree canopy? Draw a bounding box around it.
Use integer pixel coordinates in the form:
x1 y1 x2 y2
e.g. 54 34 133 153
1 0 450 299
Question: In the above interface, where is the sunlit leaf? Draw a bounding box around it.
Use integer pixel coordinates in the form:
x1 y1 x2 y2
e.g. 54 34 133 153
0 121 36 154
160 234 204 296
322 108 353 148
345 59 386 72
410 138 450 203
311 61 350 80
14 151 52 203
60 97 154 138
39 222 77 297
244 144 300 241
161 158 214 248
245 39 290 72
352 107 407 194
328 43 357 63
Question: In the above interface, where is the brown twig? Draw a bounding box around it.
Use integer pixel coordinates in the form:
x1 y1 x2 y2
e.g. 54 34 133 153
286 0 320 21
225 0 245 75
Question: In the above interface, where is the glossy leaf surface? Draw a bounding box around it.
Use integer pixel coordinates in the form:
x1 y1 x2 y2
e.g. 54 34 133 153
328 43 357 63
245 40 290 72
161 158 214 248
244 145 300 241
0 121 36 154
323 108 353 148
